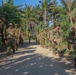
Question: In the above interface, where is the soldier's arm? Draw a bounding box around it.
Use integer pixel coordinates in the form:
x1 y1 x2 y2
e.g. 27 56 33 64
18 29 21 38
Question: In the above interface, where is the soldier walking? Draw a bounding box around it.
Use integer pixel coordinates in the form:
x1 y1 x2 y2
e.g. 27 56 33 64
53 25 62 54
68 27 75 53
48 27 54 50
19 29 25 46
73 25 76 54
6 23 15 55
36 31 40 44
14 24 21 50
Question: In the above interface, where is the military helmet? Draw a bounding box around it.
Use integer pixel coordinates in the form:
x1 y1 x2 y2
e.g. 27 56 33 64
9 23 13 26
56 24 60 27
15 24 18 26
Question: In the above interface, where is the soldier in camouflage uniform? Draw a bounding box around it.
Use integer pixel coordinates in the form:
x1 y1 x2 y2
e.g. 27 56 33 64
19 29 25 46
28 31 32 43
43 29 47 48
14 24 21 50
36 31 40 44
73 25 76 54
53 25 62 54
48 27 54 50
68 27 75 51
39 30 44 47
6 23 15 55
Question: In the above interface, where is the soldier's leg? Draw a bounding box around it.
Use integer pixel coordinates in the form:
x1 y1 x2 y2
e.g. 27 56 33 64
42 39 45 47
15 39 19 50
6 39 11 56
11 38 15 54
49 40 52 50
68 42 71 50
52 42 57 55
45 38 47 48
73 42 76 54
29 37 31 43
41 38 43 47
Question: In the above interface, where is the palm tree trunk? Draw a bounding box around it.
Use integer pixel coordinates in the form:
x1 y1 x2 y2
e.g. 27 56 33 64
52 13 56 27
26 19 28 33
44 8 46 27
70 17 73 25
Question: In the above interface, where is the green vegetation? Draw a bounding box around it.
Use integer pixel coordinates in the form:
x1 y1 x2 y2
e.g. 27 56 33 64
0 0 76 50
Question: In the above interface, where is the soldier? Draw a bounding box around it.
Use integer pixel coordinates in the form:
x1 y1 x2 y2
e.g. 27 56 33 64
6 23 15 55
28 31 32 43
14 24 21 50
19 29 25 46
53 25 62 54
43 29 47 48
68 27 75 51
48 27 54 50
36 31 40 44
73 25 76 54
73 24 76 68
39 29 44 47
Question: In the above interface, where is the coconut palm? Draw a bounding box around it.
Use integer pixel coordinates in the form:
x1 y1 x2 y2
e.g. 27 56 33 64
48 0 59 26
23 5 31 33
60 0 76 25
39 0 51 27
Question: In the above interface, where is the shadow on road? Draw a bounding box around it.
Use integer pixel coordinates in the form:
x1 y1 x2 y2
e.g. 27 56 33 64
19 41 38 49
0 47 75 75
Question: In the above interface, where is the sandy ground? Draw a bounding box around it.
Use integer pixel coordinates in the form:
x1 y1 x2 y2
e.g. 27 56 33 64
0 41 76 75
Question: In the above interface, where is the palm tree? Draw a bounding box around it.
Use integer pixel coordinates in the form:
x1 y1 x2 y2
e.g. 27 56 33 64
23 5 33 33
2 0 6 4
39 0 51 27
48 0 58 26
8 0 13 5
60 0 76 25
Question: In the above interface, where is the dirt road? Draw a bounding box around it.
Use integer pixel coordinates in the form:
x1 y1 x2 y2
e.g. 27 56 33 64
0 41 76 75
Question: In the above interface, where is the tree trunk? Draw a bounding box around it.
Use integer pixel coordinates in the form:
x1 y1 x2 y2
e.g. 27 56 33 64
70 17 73 25
52 13 56 27
44 8 46 27
26 19 28 33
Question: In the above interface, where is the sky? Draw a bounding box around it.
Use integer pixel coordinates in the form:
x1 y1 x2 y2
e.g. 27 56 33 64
0 0 61 7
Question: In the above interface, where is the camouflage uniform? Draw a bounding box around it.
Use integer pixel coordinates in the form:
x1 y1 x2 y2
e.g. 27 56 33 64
14 24 21 50
68 27 75 50
43 29 47 48
6 23 15 55
48 28 54 50
19 30 25 46
36 32 40 44
39 31 43 47
28 32 32 43
53 25 62 54
73 25 76 54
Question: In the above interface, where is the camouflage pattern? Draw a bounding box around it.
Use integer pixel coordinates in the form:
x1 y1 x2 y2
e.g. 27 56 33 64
39 31 43 46
73 25 76 54
43 29 47 48
14 24 21 50
28 32 32 43
36 32 40 44
19 30 25 46
68 27 75 50
52 25 62 54
48 28 54 50
6 24 15 55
